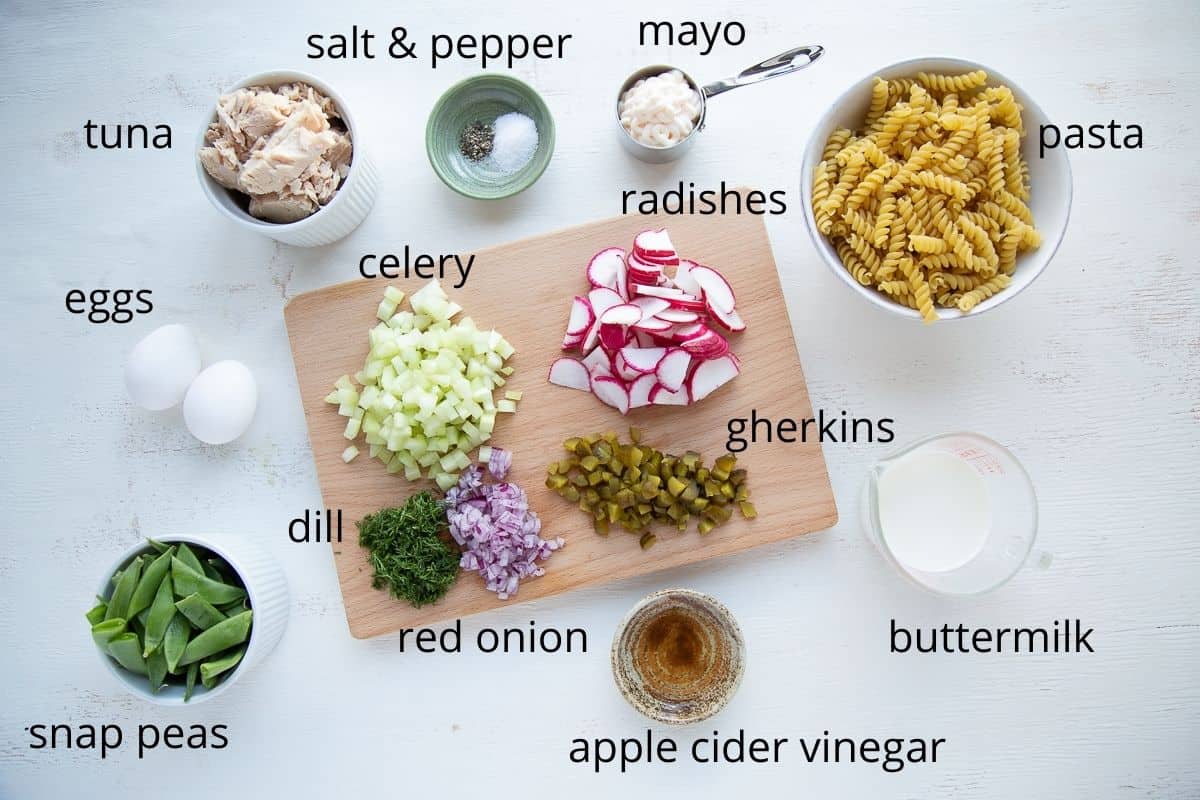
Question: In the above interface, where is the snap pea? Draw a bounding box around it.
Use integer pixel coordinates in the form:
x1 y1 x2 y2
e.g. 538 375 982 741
184 663 199 702
179 610 252 666
200 645 246 688
163 613 192 673
126 545 175 620
171 558 246 605
146 648 168 695
201 560 223 582
175 592 227 630
217 597 249 615
111 569 123 586
175 543 205 575
141 573 176 657
104 556 143 621
205 557 238 586
106 632 148 676
85 601 107 626
91 618 126 649
146 537 171 554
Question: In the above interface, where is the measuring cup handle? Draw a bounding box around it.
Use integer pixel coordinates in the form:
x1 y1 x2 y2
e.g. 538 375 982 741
701 44 825 98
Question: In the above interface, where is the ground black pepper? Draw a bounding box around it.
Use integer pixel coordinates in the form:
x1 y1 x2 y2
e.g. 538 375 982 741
459 121 494 161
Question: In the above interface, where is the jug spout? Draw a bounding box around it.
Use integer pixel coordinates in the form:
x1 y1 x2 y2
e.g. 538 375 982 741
868 460 892 484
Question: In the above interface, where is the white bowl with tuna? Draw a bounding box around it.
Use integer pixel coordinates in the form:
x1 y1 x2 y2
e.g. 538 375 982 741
195 69 379 247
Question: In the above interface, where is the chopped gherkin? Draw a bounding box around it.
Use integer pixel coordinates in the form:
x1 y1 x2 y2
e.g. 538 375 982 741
545 429 755 546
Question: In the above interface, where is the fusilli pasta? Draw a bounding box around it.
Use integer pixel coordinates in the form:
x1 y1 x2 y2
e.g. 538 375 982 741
811 69 1042 321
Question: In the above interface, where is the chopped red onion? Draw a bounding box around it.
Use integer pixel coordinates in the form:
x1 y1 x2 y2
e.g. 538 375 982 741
488 447 513 480
445 458 563 600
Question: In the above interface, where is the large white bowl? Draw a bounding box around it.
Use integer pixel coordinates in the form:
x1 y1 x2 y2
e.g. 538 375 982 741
92 532 289 705
800 57 1072 321
195 69 380 247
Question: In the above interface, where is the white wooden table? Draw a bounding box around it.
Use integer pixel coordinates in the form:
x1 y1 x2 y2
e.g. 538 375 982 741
2 1 1197 797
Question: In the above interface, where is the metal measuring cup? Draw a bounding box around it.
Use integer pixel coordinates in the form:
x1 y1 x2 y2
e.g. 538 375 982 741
615 45 825 163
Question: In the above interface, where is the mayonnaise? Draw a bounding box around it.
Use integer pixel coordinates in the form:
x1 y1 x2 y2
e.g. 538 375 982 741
618 70 702 148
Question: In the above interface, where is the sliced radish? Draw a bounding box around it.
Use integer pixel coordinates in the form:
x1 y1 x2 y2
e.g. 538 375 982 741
599 303 642 326
620 346 667 374
673 259 704 297
634 284 687 299
581 347 612 377
562 330 584 350
633 330 657 348
627 252 664 276
587 247 625 290
547 357 591 391
669 322 708 342
582 318 603 353
630 297 671 319
708 303 746 332
613 352 641 382
688 354 740 402
681 329 730 359
649 383 688 406
591 375 630 415
633 229 677 260
566 296 594 335
666 296 707 312
689 265 736 314
587 287 623 318
633 316 671 332
628 374 657 408
613 253 629 301
655 349 691 392
599 322 628 351
656 308 699 324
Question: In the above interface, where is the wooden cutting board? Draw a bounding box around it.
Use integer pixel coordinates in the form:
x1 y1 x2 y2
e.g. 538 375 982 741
285 209 837 638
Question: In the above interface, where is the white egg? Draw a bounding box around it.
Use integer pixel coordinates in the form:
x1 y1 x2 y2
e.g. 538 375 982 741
183 360 258 445
124 324 202 411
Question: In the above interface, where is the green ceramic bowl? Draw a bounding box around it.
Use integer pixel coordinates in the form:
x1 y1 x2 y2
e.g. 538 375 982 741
425 74 555 200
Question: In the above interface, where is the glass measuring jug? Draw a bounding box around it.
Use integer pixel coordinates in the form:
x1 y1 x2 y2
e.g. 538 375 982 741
861 433 1039 595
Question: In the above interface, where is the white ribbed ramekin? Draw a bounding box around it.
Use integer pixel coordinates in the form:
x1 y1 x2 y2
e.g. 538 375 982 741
92 532 289 705
195 69 380 247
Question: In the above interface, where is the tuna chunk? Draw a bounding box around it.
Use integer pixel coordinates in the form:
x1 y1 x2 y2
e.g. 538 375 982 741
248 192 317 223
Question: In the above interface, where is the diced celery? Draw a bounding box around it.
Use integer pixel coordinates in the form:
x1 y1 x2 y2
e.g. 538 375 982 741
329 282 524 486
479 445 493 464
341 446 359 463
